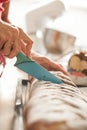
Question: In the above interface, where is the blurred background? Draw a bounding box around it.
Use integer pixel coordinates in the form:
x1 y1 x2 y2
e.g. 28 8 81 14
0 1 87 130
8 0 87 86
9 0 87 49
8 0 87 70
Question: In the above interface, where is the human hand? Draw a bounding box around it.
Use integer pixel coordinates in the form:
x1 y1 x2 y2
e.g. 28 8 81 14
31 52 69 76
18 28 33 57
0 21 33 58
38 57 69 76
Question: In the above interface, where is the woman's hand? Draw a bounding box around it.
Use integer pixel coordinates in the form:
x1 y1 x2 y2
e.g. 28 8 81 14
0 21 33 58
31 52 69 76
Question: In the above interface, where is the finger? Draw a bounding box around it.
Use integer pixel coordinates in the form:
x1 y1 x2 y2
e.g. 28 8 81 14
20 40 27 55
26 39 33 57
57 64 69 76
0 40 6 50
19 28 33 57
7 39 21 58
0 34 7 49
21 39 33 57
0 41 12 56
28 75 34 83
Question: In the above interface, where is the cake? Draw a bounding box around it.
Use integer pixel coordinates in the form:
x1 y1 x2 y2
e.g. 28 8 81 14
67 51 87 86
23 71 87 130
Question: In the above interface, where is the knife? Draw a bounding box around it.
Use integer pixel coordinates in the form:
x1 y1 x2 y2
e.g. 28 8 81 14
15 52 63 84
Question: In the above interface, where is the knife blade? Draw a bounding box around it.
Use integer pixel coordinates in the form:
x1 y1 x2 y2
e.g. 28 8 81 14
15 52 63 84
